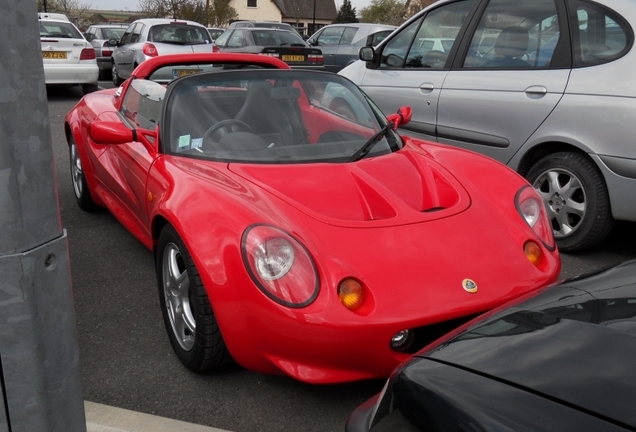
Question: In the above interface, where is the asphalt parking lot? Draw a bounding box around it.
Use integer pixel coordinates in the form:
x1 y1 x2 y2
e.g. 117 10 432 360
45 82 636 432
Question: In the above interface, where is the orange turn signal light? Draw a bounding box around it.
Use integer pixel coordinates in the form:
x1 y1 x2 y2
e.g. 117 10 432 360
338 279 364 311
524 241 543 266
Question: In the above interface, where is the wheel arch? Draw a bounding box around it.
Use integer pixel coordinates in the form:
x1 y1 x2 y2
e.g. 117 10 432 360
151 215 171 258
516 141 595 178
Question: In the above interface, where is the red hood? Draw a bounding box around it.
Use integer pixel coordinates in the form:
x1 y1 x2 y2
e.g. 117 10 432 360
229 149 470 228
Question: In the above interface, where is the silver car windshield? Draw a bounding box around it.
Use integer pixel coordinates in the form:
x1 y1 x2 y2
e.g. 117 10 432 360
149 24 211 45
164 69 401 163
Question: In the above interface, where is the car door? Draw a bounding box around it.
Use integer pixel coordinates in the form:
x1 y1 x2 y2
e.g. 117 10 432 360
96 79 164 238
355 0 479 142
112 24 134 74
332 27 360 72
117 22 144 78
436 0 571 163
313 26 347 72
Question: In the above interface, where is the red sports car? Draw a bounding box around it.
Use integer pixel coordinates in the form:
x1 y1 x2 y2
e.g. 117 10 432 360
65 53 561 384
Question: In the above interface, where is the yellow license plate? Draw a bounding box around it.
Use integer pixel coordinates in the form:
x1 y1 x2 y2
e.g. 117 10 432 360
281 55 305 62
42 51 67 59
173 68 200 77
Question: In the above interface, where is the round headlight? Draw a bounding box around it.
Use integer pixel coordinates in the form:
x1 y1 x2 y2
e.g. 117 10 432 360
242 225 319 307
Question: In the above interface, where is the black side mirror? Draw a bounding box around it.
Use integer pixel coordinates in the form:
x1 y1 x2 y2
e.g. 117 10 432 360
109 38 120 47
359 46 374 61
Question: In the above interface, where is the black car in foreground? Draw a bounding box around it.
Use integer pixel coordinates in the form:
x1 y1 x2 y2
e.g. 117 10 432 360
347 260 636 432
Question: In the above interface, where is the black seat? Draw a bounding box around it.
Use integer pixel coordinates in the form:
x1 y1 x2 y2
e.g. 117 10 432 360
234 81 306 146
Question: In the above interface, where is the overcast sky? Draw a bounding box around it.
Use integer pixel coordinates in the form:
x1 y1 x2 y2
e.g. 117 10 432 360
88 0 372 16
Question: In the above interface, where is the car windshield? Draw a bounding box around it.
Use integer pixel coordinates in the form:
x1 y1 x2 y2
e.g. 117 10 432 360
164 69 401 163
40 21 82 39
252 30 306 46
150 24 211 45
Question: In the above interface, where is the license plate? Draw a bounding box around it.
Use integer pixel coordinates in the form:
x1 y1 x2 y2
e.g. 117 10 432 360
172 68 201 78
42 51 67 59
281 55 305 62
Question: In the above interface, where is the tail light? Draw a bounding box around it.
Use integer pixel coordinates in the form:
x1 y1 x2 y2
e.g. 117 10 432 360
79 48 96 60
308 53 323 64
142 43 158 57
242 225 319 308
516 185 555 250
212 44 220 53
101 41 112 57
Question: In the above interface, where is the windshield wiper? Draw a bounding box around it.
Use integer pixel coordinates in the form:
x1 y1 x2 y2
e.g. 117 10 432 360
347 122 393 162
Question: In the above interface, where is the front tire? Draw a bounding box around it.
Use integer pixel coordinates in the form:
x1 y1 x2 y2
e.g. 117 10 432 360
82 83 98 95
156 225 232 372
69 138 98 211
112 62 123 86
527 152 614 252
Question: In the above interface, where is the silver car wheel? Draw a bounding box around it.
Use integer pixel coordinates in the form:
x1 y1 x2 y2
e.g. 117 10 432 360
162 242 196 351
70 142 83 199
532 168 586 239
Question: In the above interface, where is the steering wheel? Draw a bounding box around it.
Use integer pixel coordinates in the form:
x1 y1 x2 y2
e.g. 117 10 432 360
202 119 255 146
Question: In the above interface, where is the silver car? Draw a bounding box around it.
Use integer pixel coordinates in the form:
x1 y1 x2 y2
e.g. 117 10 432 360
84 23 128 79
111 18 213 86
307 23 396 73
340 0 636 252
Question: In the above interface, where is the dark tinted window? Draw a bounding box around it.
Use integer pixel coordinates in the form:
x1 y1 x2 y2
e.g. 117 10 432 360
150 24 210 45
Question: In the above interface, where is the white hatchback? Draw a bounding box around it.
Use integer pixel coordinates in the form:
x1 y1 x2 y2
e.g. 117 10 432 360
40 17 99 95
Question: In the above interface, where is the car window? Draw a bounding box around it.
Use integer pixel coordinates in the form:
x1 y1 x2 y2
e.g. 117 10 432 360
130 23 144 43
382 0 475 69
340 27 358 45
150 24 210 44
368 30 393 46
569 0 631 66
317 27 345 46
463 0 561 68
214 30 231 47
227 29 245 47
39 21 83 39
121 79 166 131
251 30 306 46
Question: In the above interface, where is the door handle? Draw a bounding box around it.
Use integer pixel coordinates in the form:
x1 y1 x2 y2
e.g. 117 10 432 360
419 83 435 92
525 85 547 95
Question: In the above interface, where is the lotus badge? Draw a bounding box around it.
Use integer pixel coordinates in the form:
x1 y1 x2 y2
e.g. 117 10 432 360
462 279 478 293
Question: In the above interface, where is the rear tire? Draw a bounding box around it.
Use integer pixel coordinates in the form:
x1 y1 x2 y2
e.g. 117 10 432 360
526 151 614 252
156 225 232 372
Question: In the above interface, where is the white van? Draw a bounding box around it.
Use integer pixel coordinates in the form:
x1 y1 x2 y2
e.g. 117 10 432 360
38 12 69 21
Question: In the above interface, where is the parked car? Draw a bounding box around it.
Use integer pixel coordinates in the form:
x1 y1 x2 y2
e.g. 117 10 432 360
307 23 396 73
84 23 128 79
340 0 636 252
39 16 98 94
111 18 213 86
347 259 636 431
64 53 560 383
206 27 224 41
213 28 323 69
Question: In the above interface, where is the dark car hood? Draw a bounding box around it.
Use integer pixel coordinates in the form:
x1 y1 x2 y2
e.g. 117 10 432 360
229 149 470 228
422 260 636 428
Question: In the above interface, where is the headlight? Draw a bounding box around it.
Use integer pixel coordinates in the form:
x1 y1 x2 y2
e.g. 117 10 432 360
515 185 555 250
242 225 319 307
